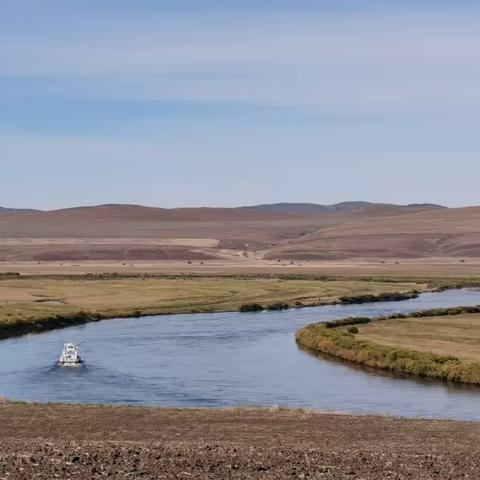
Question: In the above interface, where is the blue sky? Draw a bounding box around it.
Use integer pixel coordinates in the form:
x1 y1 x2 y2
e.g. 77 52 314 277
1 0 480 209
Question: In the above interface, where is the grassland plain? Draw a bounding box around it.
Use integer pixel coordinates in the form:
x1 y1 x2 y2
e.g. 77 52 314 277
356 311 480 361
4 257 480 278
0 274 433 338
296 306 480 384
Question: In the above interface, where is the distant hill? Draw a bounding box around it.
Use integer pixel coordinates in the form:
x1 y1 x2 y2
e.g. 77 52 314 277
243 202 445 215
0 202 446 217
0 207 39 214
3 201 479 262
266 206 480 260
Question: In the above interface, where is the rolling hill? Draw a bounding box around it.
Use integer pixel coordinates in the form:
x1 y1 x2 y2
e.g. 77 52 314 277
266 206 480 260
0 202 478 261
243 202 444 215
0 207 39 214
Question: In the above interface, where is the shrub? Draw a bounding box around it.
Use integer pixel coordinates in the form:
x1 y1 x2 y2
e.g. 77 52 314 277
347 325 359 334
239 303 264 312
267 302 290 311
339 291 419 304
0 272 20 278
325 305 480 328
325 317 371 328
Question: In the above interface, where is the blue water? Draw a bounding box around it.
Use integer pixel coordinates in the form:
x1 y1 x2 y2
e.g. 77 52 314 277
1 289 480 419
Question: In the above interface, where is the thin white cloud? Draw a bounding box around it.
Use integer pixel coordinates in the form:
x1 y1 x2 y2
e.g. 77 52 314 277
2 3 480 209
1 8 480 111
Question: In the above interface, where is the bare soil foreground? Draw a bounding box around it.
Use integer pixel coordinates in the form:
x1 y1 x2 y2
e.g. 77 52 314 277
1 403 479 479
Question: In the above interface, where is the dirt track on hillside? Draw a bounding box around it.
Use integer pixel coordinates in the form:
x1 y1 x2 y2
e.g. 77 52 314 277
1 404 479 479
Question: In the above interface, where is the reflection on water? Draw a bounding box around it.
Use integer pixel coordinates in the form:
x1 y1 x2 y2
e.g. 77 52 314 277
1 289 480 419
298 344 480 395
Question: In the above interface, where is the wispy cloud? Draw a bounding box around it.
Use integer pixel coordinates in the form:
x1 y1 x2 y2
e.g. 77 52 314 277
2 6 480 109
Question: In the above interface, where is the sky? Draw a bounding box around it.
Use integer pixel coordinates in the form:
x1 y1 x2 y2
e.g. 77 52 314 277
1 0 480 210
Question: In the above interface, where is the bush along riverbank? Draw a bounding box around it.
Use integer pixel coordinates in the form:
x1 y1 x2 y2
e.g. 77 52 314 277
296 305 480 385
338 290 420 304
0 311 106 340
238 290 422 313
0 289 423 340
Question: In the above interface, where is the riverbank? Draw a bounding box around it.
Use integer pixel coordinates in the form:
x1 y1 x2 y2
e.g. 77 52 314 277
296 306 480 384
0 274 430 339
0 403 479 479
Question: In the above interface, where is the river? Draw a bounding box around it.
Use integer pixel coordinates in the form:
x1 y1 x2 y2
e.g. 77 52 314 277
1 288 480 419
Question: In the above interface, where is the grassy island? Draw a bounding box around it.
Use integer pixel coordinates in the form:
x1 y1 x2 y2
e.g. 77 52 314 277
296 306 480 384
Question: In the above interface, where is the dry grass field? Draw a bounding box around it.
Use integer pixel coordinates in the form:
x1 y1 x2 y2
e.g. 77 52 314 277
2 257 480 278
356 312 480 362
296 307 480 385
0 276 426 333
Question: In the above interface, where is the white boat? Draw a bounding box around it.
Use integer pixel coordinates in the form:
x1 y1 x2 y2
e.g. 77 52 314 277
58 343 84 367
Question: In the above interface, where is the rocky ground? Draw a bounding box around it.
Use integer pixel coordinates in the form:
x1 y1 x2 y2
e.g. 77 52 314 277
1 403 479 479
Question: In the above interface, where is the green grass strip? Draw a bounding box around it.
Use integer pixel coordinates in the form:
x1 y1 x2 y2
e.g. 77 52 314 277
296 306 480 385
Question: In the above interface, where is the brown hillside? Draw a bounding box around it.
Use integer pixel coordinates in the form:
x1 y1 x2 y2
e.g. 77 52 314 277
0 204 349 261
267 206 480 259
0 203 477 261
